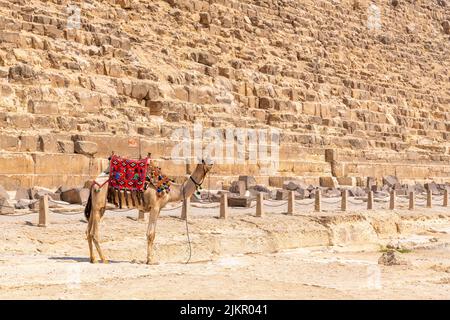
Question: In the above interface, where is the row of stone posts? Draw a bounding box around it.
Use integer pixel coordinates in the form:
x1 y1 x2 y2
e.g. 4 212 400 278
37 188 449 225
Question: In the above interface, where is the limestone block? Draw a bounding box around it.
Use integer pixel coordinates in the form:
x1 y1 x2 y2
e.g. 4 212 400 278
75 91 101 112
57 140 75 153
38 135 59 153
0 134 19 151
238 175 256 189
19 135 38 152
32 153 91 175
60 188 90 204
28 100 58 114
259 97 274 109
320 176 339 188
74 141 98 156
146 100 166 116
197 52 217 66
15 187 31 200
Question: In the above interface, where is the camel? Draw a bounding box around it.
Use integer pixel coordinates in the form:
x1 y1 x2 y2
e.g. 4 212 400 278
84 158 213 264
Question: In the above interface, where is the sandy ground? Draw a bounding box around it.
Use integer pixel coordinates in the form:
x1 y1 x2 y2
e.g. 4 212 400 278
1 200 450 299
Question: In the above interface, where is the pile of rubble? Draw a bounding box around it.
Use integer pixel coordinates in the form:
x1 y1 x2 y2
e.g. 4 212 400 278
193 175 450 207
0 184 90 213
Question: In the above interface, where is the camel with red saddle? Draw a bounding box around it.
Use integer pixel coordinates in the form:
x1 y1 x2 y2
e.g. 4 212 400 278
84 156 213 264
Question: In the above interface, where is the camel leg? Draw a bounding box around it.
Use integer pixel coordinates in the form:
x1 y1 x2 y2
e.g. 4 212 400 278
91 211 108 264
146 207 160 265
86 216 96 263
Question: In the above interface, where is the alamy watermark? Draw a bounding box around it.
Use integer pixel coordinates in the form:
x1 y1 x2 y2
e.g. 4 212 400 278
367 3 381 31
366 264 382 290
67 4 81 29
170 124 280 174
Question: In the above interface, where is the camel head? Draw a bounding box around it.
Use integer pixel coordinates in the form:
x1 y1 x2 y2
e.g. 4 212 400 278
200 157 214 174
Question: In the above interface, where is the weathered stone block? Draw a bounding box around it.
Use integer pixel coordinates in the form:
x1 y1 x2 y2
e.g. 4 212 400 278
28 100 59 114
60 187 90 204
238 175 256 190
197 52 217 66
57 140 75 153
320 176 339 188
74 141 98 156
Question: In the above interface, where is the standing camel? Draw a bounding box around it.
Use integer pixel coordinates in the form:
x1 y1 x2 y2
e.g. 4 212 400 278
84 159 213 264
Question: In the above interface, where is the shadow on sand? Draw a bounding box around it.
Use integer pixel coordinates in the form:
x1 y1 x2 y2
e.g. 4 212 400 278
48 257 130 264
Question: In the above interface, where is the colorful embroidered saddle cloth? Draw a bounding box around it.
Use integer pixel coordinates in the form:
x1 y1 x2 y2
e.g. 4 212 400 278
108 155 149 191
106 155 172 209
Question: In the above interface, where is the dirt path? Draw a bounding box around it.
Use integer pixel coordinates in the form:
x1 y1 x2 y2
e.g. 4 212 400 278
1 206 450 299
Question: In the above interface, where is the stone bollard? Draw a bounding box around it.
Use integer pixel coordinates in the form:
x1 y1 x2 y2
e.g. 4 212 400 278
256 193 264 217
38 194 49 227
287 191 294 215
341 189 348 212
409 191 415 211
444 189 448 207
314 188 321 212
426 189 432 208
389 190 396 210
181 197 190 220
367 191 373 210
138 210 145 221
220 193 228 219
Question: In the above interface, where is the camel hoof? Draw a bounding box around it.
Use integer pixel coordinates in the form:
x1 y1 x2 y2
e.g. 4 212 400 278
90 259 97 264
101 259 109 264
146 260 159 265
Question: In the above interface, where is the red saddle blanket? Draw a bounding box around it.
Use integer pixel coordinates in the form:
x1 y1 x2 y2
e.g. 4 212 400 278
108 155 149 191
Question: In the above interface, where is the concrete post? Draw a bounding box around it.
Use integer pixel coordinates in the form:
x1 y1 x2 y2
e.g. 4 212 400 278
341 189 348 212
287 191 294 215
181 197 190 220
426 189 432 208
389 190 396 210
444 189 448 207
220 193 228 219
409 192 415 211
256 193 264 217
367 191 373 210
315 188 321 212
38 195 49 227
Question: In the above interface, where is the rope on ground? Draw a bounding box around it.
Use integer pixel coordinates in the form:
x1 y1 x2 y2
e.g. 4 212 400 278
264 201 288 207
348 198 364 205
0 211 36 217
231 203 257 209
295 199 315 206
375 195 390 200
48 199 75 206
0 204 16 209
50 210 82 216
161 204 184 211
190 203 221 209
321 197 342 204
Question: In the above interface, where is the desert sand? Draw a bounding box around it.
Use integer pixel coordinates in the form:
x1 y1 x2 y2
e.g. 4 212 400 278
1 201 450 299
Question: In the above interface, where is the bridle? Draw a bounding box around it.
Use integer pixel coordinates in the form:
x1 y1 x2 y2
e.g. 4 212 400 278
182 162 209 199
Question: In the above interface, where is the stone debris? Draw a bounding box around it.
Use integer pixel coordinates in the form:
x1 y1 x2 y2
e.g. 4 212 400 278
378 250 409 266
60 188 90 205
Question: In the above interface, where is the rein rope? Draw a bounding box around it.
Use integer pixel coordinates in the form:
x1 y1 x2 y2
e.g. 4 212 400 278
183 164 208 264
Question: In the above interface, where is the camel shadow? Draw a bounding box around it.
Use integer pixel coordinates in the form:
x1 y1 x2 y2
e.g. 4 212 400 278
49 257 129 264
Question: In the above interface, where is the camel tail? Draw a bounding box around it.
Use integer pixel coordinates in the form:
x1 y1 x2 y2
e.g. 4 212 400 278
84 192 92 220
